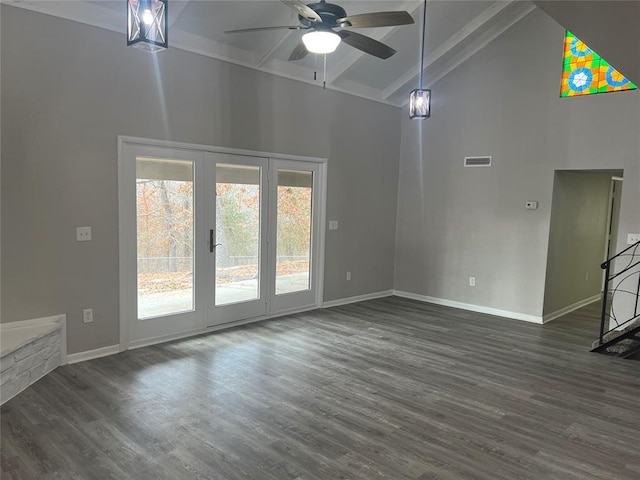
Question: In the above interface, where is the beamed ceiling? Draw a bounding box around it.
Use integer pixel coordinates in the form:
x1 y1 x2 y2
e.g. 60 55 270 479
6 0 537 105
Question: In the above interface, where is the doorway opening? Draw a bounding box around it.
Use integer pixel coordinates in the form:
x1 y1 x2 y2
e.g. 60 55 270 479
542 169 623 323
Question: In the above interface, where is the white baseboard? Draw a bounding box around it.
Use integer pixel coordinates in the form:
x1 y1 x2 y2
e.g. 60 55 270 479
128 328 210 351
66 345 121 364
322 290 394 308
542 294 601 324
68 290 595 363
393 290 544 324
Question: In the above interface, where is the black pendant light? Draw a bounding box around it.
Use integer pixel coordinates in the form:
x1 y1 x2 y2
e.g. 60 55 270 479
409 0 430 119
127 0 168 52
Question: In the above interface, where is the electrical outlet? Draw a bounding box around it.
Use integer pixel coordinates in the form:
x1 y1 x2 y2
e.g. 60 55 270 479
83 308 94 323
346 271 351 281
76 227 92 241
329 220 339 231
469 276 476 287
627 233 640 245
525 201 538 210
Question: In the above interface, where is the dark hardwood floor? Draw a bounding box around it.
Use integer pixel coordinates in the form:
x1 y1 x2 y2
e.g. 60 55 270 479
2 296 639 479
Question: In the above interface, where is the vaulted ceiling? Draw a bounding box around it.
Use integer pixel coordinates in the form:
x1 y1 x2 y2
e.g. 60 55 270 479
6 1 639 105
5 0 538 105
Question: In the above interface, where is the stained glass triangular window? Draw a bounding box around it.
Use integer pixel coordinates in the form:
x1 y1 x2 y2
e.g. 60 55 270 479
561 31 637 97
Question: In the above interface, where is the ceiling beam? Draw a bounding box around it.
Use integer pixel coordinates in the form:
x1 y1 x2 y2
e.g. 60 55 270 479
326 1 422 86
3 0 125 33
416 2 535 95
381 0 515 101
257 30 296 67
2 0 192 32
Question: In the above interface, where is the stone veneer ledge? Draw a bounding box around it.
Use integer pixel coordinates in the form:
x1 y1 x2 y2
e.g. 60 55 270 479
1 327 62 405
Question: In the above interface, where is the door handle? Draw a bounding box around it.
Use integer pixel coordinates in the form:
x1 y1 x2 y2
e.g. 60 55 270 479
210 230 222 253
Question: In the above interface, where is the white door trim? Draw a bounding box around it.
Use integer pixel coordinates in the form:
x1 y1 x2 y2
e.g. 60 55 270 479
118 136 327 352
119 136 326 164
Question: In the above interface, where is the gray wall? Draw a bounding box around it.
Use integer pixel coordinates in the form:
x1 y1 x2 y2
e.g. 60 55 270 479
543 172 614 316
394 8 640 318
1 6 401 352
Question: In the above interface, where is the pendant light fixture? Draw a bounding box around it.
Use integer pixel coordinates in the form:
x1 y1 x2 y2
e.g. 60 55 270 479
409 0 430 119
127 0 168 52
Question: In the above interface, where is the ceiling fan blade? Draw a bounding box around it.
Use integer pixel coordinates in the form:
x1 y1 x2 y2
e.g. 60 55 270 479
338 31 396 59
225 25 309 34
280 0 322 22
288 42 309 61
337 11 414 28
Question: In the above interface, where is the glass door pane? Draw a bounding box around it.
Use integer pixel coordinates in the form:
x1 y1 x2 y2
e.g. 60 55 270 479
136 157 194 319
215 164 262 306
275 169 313 295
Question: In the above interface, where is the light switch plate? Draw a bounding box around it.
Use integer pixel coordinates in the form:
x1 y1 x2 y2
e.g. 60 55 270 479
627 233 640 245
76 227 92 241
82 308 94 323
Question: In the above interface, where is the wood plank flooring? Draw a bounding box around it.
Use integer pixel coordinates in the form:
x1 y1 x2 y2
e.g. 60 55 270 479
2 296 639 479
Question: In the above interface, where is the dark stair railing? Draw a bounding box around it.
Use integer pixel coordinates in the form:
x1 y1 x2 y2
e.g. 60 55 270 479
592 240 640 359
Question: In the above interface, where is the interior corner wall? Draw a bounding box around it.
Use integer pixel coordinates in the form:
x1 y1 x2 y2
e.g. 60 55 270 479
394 8 640 319
542 172 613 316
0 5 401 353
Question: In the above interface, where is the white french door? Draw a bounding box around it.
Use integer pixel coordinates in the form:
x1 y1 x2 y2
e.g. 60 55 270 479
207 153 269 325
120 141 325 348
207 154 322 326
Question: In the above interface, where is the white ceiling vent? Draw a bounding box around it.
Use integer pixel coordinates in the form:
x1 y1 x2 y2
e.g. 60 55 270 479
464 156 492 167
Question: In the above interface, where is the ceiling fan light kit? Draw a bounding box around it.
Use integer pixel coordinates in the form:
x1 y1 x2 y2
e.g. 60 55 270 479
127 0 168 52
302 31 341 54
226 0 414 63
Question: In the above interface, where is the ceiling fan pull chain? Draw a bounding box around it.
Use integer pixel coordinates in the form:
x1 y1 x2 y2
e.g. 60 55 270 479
323 53 327 90
313 53 318 82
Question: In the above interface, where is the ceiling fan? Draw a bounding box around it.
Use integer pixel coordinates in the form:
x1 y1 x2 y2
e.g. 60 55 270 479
225 0 415 61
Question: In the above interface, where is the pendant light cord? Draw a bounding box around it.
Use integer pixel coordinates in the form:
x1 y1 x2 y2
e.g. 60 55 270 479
419 0 427 89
